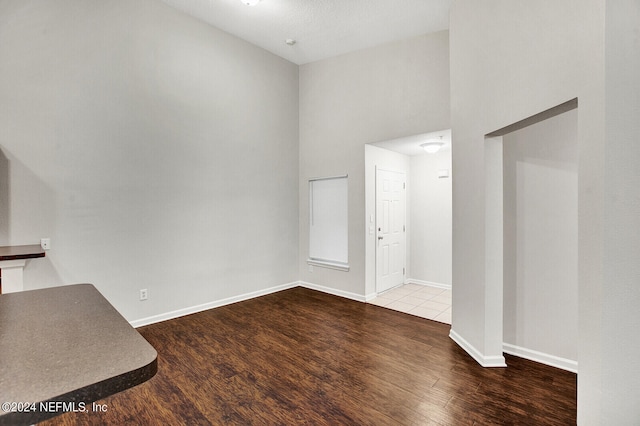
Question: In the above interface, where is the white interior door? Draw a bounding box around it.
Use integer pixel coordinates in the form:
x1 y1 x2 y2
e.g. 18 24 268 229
376 168 406 293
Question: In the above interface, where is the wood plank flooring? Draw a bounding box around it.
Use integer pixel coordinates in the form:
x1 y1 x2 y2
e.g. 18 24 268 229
41 287 576 425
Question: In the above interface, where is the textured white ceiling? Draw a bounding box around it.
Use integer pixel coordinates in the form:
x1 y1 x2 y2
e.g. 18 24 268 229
158 0 452 65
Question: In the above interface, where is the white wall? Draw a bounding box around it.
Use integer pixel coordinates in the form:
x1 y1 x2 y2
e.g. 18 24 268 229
409 150 452 287
450 0 603 365
601 0 640 422
0 0 299 323
451 0 640 423
299 31 450 298
503 109 578 368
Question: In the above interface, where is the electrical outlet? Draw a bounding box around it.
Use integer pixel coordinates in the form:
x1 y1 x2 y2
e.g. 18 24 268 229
139 289 148 301
40 238 51 250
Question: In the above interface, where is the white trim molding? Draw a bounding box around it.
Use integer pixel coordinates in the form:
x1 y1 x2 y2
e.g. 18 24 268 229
130 281 370 328
405 278 451 290
307 259 350 272
364 292 378 302
298 281 367 302
503 343 578 373
449 329 507 367
130 281 298 328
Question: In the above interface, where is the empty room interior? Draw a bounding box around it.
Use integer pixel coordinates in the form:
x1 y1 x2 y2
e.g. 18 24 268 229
1 0 639 425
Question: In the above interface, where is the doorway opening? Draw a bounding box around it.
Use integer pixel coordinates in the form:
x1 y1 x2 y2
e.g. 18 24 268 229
484 98 579 372
364 131 452 323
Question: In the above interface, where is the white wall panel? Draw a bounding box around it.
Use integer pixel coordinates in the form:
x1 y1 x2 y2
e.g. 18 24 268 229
0 0 299 322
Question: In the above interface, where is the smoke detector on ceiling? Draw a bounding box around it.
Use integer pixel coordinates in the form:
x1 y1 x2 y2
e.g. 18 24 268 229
241 0 260 6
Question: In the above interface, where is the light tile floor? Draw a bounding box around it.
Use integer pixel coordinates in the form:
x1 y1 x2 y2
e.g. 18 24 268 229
369 284 451 324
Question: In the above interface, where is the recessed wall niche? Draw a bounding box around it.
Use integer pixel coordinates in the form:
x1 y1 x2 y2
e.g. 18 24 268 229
485 99 578 372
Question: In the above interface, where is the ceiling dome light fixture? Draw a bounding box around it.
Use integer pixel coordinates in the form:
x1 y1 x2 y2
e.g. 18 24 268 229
241 0 260 5
420 136 445 154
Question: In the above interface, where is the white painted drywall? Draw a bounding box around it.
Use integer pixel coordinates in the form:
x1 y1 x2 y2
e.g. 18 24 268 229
451 0 640 422
299 31 450 297
503 109 578 364
409 150 452 287
450 0 602 362
0 0 299 322
601 1 640 423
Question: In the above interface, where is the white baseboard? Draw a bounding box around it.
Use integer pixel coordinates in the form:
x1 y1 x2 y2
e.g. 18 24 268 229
503 343 578 373
449 329 507 367
130 281 369 329
364 292 378 302
130 281 299 328
298 281 367 302
405 278 451 290
448 330 577 372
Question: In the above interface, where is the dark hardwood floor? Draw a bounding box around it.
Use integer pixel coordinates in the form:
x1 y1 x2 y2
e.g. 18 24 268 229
41 287 576 425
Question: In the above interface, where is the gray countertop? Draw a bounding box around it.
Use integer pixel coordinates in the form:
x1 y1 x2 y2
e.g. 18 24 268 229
0 284 157 425
0 244 45 261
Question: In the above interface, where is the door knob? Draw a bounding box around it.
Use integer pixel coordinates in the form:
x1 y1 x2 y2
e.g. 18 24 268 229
378 236 384 240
